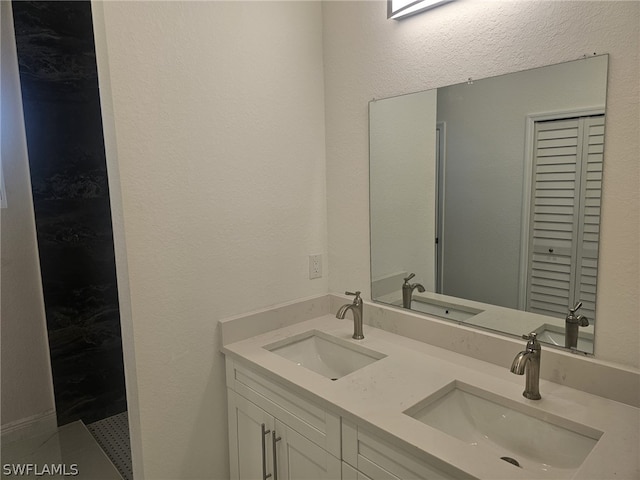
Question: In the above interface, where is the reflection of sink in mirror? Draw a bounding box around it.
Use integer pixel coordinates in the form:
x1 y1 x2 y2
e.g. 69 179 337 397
404 381 602 478
265 330 386 380
393 298 483 322
533 323 594 353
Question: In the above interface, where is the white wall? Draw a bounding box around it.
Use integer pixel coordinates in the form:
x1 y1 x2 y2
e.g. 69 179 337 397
438 55 607 308
324 0 639 368
370 90 437 291
93 2 327 478
0 0 56 432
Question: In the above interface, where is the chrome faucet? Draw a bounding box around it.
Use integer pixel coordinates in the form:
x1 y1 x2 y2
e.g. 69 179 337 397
402 273 426 309
565 301 589 349
336 291 364 340
510 333 542 400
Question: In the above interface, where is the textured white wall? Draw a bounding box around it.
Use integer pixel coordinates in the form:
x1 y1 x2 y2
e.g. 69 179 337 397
0 1 55 429
324 0 639 367
94 2 327 478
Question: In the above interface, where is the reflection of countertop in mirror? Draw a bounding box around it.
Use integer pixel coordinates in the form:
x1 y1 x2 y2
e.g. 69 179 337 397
221 310 638 479
378 290 595 352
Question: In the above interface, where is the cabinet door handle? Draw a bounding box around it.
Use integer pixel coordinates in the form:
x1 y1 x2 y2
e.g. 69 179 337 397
272 430 281 480
261 423 272 480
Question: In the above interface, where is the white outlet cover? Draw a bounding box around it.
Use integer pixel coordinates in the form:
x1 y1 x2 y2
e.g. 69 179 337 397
309 254 322 279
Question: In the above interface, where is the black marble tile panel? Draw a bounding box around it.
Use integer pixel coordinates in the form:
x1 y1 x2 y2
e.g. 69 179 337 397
12 0 127 426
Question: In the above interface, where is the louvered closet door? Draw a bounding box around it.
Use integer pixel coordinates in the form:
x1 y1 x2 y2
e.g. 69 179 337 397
526 115 603 318
574 116 604 319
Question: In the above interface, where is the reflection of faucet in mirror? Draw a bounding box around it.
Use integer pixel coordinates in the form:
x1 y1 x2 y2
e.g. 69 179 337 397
336 291 364 340
402 273 425 309
565 302 589 349
510 333 542 400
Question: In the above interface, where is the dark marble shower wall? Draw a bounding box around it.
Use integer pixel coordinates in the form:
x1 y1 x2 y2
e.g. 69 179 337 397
12 1 127 426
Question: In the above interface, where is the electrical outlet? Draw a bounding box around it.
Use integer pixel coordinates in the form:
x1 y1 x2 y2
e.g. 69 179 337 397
309 254 322 279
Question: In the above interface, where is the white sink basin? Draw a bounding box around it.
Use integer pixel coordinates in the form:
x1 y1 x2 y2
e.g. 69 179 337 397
392 297 483 322
404 382 602 478
265 330 386 380
533 323 594 353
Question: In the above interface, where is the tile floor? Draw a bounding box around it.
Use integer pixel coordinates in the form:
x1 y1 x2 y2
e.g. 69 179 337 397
1 421 122 479
86 413 132 480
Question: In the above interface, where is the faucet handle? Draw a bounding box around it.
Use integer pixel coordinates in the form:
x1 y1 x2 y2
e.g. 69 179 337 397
403 273 416 282
567 301 589 326
345 291 362 302
522 332 540 349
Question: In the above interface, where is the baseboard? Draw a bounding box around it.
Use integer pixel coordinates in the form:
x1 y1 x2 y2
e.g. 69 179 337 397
1 410 57 444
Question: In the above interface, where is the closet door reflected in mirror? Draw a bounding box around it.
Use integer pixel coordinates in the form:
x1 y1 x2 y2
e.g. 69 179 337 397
369 55 608 354
524 115 604 322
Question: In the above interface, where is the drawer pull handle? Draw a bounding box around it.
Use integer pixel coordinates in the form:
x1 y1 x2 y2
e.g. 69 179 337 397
261 423 272 480
272 430 281 480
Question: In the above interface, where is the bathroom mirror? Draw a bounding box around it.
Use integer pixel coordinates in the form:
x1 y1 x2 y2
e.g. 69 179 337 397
370 55 608 354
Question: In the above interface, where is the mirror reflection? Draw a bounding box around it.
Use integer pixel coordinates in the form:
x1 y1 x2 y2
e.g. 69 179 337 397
369 55 608 354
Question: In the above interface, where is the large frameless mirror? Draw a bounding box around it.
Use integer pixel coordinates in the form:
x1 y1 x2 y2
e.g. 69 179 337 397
369 54 608 354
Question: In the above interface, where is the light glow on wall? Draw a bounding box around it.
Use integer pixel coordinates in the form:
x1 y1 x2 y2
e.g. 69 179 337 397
388 0 453 19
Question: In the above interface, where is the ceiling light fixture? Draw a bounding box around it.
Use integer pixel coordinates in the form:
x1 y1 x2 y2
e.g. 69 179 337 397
388 0 453 20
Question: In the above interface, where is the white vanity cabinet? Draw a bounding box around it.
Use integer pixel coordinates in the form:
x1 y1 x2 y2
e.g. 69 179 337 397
225 357 466 480
341 420 468 480
226 359 341 479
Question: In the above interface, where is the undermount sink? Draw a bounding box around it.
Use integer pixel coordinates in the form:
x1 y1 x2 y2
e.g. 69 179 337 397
533 323 594 352
393 297 483 322
265 330 386 380
404 381 602 478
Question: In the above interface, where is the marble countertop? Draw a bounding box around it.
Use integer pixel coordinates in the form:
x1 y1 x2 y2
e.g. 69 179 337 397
222 315 639 480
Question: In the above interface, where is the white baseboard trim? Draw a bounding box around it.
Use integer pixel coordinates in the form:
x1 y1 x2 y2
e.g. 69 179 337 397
1 410 57 443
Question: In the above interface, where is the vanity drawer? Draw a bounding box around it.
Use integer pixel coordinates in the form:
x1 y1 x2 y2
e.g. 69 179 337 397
226 358 341 457
342 461 373 480
342 420 471 480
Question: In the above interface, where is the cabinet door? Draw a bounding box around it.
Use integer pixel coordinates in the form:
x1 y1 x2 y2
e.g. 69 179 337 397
342 461 374 480
228 359 342 458
228 389 275 480
274 419 341 480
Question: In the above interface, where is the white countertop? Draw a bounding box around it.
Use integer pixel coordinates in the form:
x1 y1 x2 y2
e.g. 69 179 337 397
222 315 639 480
